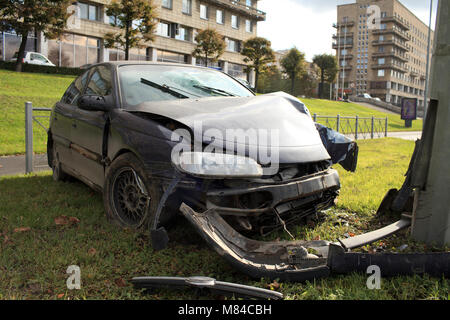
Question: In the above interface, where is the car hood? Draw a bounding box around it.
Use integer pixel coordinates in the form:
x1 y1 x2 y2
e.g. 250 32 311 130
127 92 330 163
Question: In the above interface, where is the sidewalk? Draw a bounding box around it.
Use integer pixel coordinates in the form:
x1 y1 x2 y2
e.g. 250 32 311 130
0 154 50 176
0 132 422 177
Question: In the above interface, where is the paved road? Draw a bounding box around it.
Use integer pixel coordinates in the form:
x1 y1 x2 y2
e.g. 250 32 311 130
0 131 422 177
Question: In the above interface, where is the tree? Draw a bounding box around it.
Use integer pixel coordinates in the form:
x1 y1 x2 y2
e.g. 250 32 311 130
241 37 275 93
104 0 157 61
312 54 338 99
192 29 225 67
0 0 72 72
280 47 306 95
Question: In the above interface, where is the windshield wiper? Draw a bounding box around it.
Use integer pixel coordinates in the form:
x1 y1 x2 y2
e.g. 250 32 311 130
193 85 236 97
140 78 190 99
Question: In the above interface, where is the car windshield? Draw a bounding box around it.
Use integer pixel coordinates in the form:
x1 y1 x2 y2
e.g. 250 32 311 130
118 64 254 107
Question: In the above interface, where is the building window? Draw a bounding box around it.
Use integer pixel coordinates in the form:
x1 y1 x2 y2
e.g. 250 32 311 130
1 31 37 61
175 26 191 42
200 4 209 20
182 0 191 14
157 49 188 64
162 0 172 9
228 62 246 79
157 22 171 37
378 58 385 65
48 33 100 67
227 39 240 52
78 2 100 21
231 15 239 29
246 0 252 7
245 20 253 33
378 70 385 77
216 10 224 24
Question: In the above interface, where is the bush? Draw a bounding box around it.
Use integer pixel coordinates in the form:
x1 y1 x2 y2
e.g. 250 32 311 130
0 61 84 76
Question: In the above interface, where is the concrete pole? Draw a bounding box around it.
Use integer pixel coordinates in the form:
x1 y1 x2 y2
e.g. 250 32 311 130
411 0 450 246
423 0 433 123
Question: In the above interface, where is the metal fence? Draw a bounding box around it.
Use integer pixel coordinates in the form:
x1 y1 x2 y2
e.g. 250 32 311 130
25 102 52 174
313 114 388 140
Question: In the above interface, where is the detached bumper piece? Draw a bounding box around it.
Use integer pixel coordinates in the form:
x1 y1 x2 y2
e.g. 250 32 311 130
131 276 283 300
179 203 450 281
180 203 332 282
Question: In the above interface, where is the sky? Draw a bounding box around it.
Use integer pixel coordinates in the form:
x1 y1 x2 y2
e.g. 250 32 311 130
257 0 438 61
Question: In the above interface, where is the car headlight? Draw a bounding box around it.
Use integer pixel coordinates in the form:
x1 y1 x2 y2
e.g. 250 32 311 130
172 152 263 178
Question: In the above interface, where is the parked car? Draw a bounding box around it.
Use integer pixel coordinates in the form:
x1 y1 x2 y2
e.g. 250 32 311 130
357 93 372 99
48 61 358 280
235 78 254 92
10 51 55 66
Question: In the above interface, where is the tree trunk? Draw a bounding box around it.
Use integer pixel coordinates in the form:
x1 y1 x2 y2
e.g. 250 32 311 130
125 21 130 60
254 71 259 93
290 75 295 95
319 68 325 99
15 33 28 72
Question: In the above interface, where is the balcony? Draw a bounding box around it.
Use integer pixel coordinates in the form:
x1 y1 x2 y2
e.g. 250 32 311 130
371 63 407 73
381 16 410 31
372 51 408 62
333 20 355 28
333 32 354 39
339 54 353 60
203 0 266 21
372 38 409 51
372 28 410 41
410 70 420 78
339 65 352 71
332 42 353 49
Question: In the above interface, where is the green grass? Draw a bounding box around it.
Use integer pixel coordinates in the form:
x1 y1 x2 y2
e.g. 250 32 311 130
0 70 75 155
0 138 448 300
301 98 423 132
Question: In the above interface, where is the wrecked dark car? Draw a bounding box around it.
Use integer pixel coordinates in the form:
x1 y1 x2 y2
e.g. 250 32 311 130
48 62 359 281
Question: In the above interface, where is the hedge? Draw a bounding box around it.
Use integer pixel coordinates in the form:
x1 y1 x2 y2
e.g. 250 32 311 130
0 61 84 76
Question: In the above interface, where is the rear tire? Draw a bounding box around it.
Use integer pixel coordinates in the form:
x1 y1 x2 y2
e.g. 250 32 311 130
50 143 69 182
103 153 162 230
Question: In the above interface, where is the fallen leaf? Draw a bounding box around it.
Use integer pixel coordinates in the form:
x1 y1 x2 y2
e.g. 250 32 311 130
14 227 31 233
267 280 280 290
55 216 80 226
69 217 80 224
3 235 11 244
115 278 127 287
57 293 65 298
313 235 321 240
88 248 97 256
348 232 356 237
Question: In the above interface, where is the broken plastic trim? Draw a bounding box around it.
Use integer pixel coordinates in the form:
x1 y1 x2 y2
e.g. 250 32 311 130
179 203 332 282
131 276 284 300
179 203 450 281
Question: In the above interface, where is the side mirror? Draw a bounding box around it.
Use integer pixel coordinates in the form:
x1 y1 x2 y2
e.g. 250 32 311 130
77 95 111 112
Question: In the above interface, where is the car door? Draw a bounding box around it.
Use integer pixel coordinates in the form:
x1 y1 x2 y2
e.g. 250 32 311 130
70 65 114 187
51 70 90 170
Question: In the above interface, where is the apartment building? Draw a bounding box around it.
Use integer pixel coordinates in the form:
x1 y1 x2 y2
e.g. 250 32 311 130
0 0 266 84
332 0 434 108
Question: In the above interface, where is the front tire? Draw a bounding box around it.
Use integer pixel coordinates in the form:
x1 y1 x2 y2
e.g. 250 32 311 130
103 153 162 230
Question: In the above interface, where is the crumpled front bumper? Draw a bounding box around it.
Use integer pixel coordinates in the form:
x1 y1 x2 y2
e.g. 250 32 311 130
180 203 332 282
